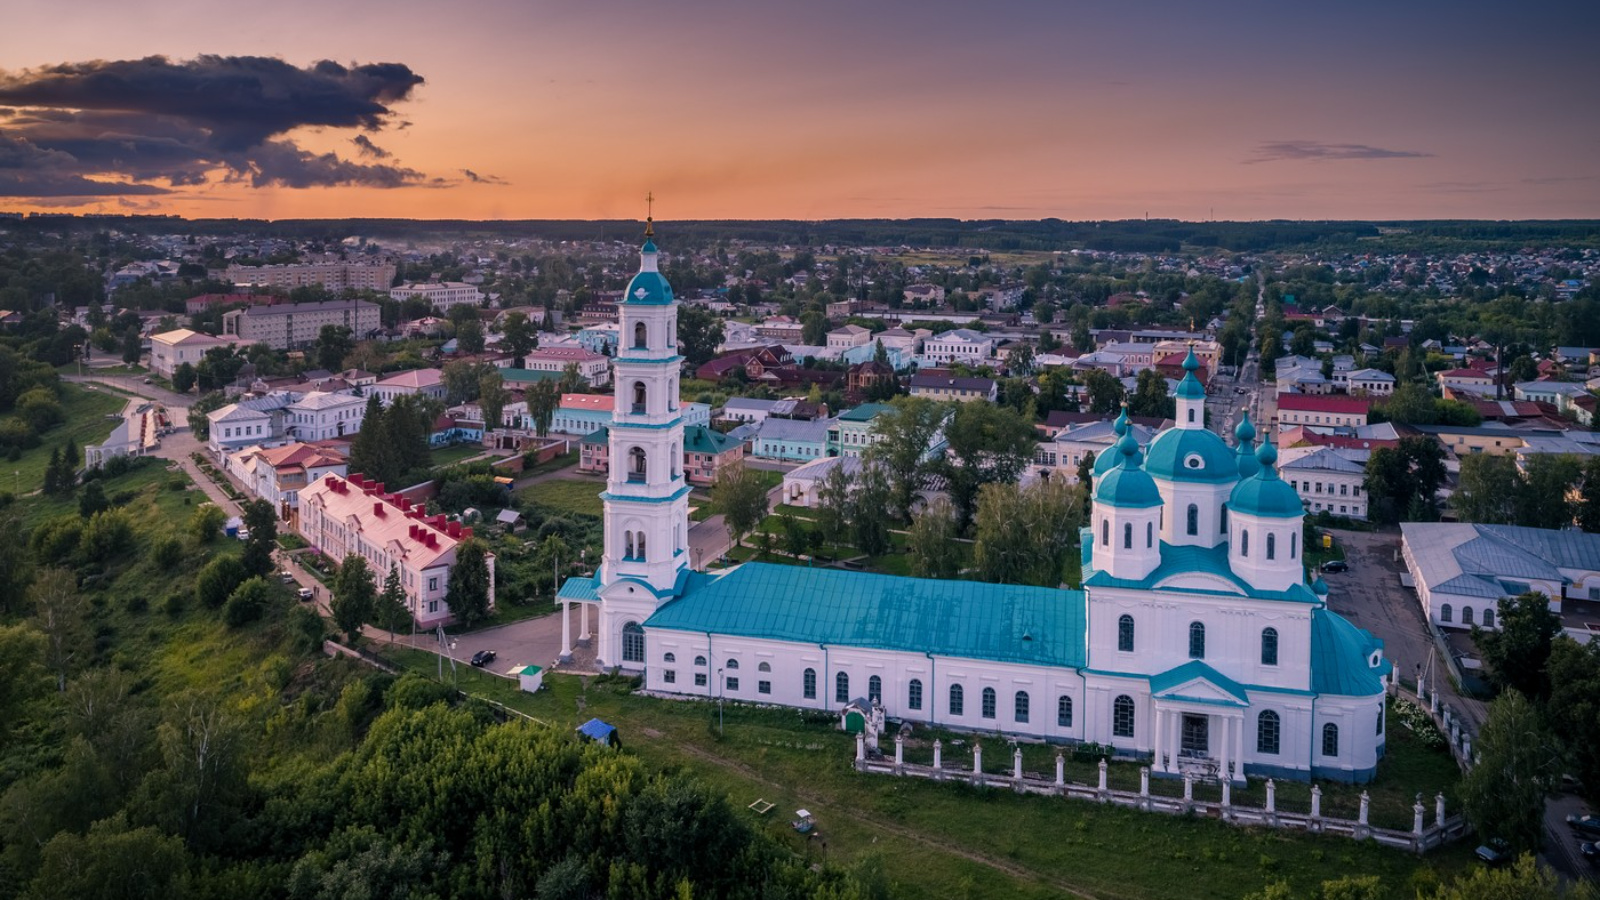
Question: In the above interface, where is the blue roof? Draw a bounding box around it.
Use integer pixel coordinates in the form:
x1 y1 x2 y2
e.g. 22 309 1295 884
645 562 1087 668
1175 348 1205 400
1310 609 1386 696
1085 541 1321 604
1150 660 1250 706
1144 427 1238 484
557 574 601 601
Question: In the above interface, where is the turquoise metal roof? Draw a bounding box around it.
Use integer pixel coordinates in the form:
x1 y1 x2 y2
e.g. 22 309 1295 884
1175 350 1205 400
645 562 1087 668
1094 433 1162 508
1092 408 1132 476
1084 541 1322 604
557 574 601 601
1310 609 1385 696
1149 660 1250 706
624 270 675 305
1234 413 1256 443
684 424 738 455
1228 442 1303 518
838 403 894 422
1144 427 1238 483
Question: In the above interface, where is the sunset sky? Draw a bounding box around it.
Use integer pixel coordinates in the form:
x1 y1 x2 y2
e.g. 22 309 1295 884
2 0 1597 221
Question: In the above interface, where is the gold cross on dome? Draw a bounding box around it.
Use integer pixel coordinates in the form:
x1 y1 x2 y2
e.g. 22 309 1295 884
645 191 655 237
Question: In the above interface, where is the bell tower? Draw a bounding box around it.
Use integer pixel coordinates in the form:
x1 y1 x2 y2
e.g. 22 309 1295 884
596 205 691 669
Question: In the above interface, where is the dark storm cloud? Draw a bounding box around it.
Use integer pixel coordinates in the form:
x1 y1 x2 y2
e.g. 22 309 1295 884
1245 141 1433 164
0 54 431 198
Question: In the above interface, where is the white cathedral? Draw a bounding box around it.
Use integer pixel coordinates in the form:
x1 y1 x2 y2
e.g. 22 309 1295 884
558 227 1391 783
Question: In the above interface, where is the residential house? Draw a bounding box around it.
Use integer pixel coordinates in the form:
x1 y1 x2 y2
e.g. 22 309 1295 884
149 328 233 379
826 324 873 351
547 393 615 436
909 373 997 403
524 347 611 387
371 368 447 405
389 282 484 312
226 442 348 517
720 397 779 426
921 328 995 364
1345 369 1395 396
750 416 835 462
285 391 367 442
1279 447 1368 520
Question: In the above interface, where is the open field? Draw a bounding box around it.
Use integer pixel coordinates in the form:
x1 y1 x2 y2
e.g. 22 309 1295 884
429 442 488 469
517 477 604 517
378 652 1474 900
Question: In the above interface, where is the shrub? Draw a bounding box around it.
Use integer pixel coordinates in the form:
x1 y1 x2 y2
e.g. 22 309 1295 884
79 509 136 560
30 515 84 566
166 478 187 492
104 455 133 478
222 576 274 627
151 537 183 569
188 504 227 544
196 555 246 609
162 592 186 618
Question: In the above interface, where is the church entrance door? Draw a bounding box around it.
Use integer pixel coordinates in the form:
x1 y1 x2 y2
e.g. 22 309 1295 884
1180 713 1209 757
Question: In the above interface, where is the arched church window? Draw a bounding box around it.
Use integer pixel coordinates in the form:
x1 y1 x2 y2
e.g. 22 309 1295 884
625 531 635 559
1118 614 1134 652
908 679 923 710
632 381 647 414
1240 529 1249 557
835 671 849 703
637 532 646 560
1440 604 1452 623
1291 532 1297 558
1188 408 1196 423
1261 627 1278 666
1462 606 1474 626
803 668 816 699
1483 607 1495 628
981 687 996 719
1123 522 1133 549
1057 695 1073 727
949 683 964 716
868 675 882 703
1188 621 1206 659
1146 521 1153 548
1257 710 1280 755
1322 722 1339 757
1102 519 1109 547
629 446 647 481
1186 504 1198 536
1112 695 1135 738
622 622 644 664
1014 691 1030 723
1266 532 1277 561
633 321 647 349
758 661 771 673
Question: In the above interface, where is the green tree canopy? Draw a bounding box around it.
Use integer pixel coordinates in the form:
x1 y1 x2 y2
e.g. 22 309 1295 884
446 539 492 628
1460 690 1559 856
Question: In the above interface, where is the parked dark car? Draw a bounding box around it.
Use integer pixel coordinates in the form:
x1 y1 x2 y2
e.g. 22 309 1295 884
1580 841 1598 864
1474 839 1511 866
1320 560 1349 574
1568 814 1600 838
470 650 497 668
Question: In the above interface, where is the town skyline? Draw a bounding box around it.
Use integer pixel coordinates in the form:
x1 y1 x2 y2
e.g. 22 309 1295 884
3 0 1598 221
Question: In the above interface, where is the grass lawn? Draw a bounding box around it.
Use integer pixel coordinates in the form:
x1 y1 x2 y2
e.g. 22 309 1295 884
16 456 197 529
1 383 128 495
430 443 488 469
378 654 1473 900
517 477 604 518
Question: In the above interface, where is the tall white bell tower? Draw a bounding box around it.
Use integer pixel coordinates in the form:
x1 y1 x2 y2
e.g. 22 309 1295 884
595 207 691 670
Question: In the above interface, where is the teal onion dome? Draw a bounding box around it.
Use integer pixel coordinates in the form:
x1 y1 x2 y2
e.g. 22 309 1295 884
1175 347 1206 400
623 239 674 305
1144 424 1236 483
1228 440 1304 518
1092 407 1133 477
1235 412 1260 479
1094 433 1162 509
1312 576 1329 596
1234 411 1256 443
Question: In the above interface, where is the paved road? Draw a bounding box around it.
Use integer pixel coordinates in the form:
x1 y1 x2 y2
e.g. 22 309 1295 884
1326 529 1487 732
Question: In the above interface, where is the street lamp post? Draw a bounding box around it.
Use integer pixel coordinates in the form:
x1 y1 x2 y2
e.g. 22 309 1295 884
716 666 725 737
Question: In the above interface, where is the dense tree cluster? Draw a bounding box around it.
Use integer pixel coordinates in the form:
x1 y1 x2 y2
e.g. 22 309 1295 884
347 395 436 489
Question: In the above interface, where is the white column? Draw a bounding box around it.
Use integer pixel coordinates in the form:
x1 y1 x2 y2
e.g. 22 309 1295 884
560 601 572 661
1217 715 1229 782
1152 708 1164 771
932 739 942 771
1055 754 1065 788
581 601 591 640
1235 712 1246 782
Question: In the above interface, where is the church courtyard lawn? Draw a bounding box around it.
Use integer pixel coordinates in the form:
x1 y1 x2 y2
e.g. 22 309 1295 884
517 477 604 517
378 652 1473 900
429 442 488 469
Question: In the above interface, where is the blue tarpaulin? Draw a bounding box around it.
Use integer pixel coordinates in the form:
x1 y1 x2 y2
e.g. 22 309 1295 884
577 718 617 746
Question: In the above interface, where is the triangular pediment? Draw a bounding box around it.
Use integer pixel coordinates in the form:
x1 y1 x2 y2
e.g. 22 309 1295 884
1149 661 1249 707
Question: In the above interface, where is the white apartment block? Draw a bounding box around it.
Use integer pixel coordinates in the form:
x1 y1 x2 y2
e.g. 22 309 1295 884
224 442 348 512
298 473 495 628
222 299 382 350
922 329 995 364
149 328 234 379
826 324 873 351
226 261 396 292
390 282 484 312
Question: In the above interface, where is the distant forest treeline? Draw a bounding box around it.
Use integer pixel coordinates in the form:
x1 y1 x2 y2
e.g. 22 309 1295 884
9 214 1600 253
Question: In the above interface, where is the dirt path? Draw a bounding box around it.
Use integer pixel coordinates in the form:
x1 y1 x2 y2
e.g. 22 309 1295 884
664 739 1102 900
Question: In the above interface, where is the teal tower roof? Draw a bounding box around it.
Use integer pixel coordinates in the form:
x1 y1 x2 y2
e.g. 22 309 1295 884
1228 440 1304 518
1235 411 1260 479
1175 346 1206 400
1095 433 1162 508
1092 406 1133 477
623 236 674 305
